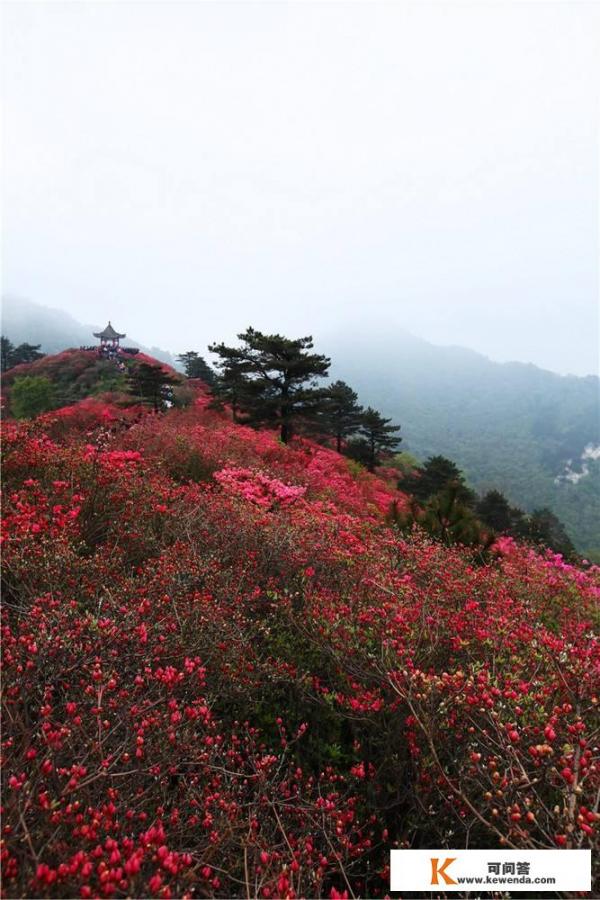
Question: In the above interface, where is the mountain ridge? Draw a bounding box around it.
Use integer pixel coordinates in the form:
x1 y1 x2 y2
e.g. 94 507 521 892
324 331 599 556
3 296 598 555
1 295 178 368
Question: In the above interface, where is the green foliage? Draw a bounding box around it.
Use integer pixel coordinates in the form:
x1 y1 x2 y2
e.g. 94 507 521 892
349 406 401 472
344 437 373 468
525 507 578 561
330 333 599 551
345 457 368 479
127 362 178 411
208 356 252 423
209 328 331 443
477 489 521 533
0 335 13 373
394 456 578 560
405 455 461 499
176 350 216 384
2 350 135 413
400 455 475 505
389 451 421 474
553 459 600 561
317 380 364 452
422 483 491 549
10 375 56 419
390 484 491 552
1 335 45 372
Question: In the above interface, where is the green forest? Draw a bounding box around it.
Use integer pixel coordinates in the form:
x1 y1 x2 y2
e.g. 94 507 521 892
329 330 599 558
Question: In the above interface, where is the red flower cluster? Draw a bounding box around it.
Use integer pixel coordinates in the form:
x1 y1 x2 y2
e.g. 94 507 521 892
214 467 306 509
1 383 598 898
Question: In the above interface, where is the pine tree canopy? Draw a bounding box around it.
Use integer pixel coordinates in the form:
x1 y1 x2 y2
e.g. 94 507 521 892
208 328 330 443
355 406 401 471
176 351 216 384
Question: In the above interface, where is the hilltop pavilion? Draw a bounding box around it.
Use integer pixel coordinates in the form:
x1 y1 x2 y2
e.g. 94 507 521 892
93 322 126 350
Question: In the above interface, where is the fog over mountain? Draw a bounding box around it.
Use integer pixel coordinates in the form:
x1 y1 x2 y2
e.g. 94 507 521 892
325 325 600 555
2 1 599 545
3 295 599 555
1 295 177 368
2 2 599 376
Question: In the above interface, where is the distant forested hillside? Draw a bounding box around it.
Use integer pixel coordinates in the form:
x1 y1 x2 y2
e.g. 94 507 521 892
3 298 597 556
1 296 178 368
326 329 599 558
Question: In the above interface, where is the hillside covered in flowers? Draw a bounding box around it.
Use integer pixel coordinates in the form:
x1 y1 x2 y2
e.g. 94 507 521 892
2 353 599 899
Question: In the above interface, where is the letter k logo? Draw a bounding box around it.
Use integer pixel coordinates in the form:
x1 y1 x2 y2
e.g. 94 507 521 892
430 857 457 885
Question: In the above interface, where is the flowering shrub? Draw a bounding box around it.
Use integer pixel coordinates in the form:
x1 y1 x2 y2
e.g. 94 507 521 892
1 363 599 898
0 349 180 421
214 467 306 509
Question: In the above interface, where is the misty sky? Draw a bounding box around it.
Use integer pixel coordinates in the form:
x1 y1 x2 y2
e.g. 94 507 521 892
2 1 599 376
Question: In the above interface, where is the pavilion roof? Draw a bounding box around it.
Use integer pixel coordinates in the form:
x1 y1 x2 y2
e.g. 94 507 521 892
93 322 126 340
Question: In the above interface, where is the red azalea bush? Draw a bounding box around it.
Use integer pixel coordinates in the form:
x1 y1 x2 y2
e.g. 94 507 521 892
1 392 599 898
0 349 181 422
214 467 307 509
36 398 145 440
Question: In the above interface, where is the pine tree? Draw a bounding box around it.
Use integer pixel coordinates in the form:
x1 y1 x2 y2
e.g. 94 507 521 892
401 455 474 504
0 336 14 373
508 505 529 539
176 351 216 384
208 328 330 443
351 407 401 472
526 508 577 560
319 380 363 452
422 483 487 548
12 343 45 366
127 363 178 412
476 489 514 532
1 337 45 372
209 358 255 424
